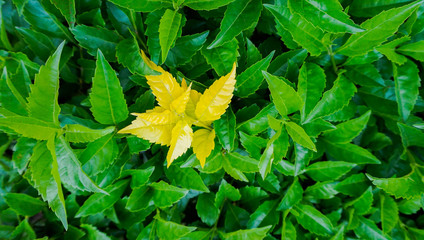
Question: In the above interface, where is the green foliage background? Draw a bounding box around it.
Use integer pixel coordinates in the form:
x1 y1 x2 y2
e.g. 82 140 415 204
1 0 424 239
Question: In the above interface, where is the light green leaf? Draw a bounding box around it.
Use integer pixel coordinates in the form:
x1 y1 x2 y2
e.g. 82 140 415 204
346 187 373 215
298 63 326 122
219 226 271 240
120 167 155 188
151 181 188 208
116 37 160 76
237 104 279 135
282 212 297 240
90 50 128 125
354 217 390 240
235 51 274 98
75 179 129 217
0 116 60 140
64 124 115 143
12 137 37 174
335 173 369 197
337 1 421 56
397 40 424 61
285 121 316 152
126 186 153 211
288 0 363 33
155 217 197 239
397 122 424 148
215 179 241 208
208 0 262 49
55 136 105 194
293 204 334 236
247 199 279 228
294 143 313 176
367 169 424 199
323 110 371 143
303 74 357 124
376 36 410 65
380 193 399 233
28 141 67 229
81 224 111 240
183 0 235 10
263 71 303 117
393 59 421 122
324 141 381 164
71 25 121 62
264 3 326 56
226 152 259 173
107 0 172 12
239 131 267 159
277 178 303 211
4 193 45 216
214 107 236 152
345 64 385 87
159 9 183 64
49 0 76 27
306 161 356 182
27 41 65 126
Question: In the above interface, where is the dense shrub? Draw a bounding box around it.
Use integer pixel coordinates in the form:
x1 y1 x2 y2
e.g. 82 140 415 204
1 0 424 239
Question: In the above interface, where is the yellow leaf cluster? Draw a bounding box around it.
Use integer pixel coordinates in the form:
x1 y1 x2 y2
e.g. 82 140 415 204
119 51 236 167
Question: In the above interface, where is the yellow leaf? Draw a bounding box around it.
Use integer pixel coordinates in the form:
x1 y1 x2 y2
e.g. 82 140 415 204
192 129 216 168
140 50 184 109
171 83 191 115
118 107 177 146
167 120 193 167
195 63 236 122
186 89 201 119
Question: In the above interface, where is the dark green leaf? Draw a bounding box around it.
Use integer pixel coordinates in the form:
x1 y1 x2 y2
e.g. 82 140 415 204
214 107 236 152
202 38 238 75
155 217 196 239
4 193 45 216
293 203 334 236
306 161 356 181
277 178 303 211
159 9 183 63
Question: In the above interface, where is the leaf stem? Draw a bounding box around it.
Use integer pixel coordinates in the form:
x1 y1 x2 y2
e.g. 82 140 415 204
328 46 338 74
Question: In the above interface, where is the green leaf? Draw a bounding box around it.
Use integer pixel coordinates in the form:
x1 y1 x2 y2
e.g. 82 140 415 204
304 181 339 200
226 152 259 173
277 178 303 211
285 121 316 152
15 27 55 61
64 125 115 143
345 64 385 87
247 199 279 228
263 71 303 117
208 0 262 49
235 51 274 98
10 218 36 240
324 141 381 164
337 1 421 56
346 187 373 215
165 165 209 192
23 0 74 42
4 193 45 216
27 41 65 126
354 217 390 240
0 68 27 115
303 74 357 124
90 50 128 125
28 141 67 229
49 0 76 27
155 217 196 239
215 179 241 208
165 31 209 68
159 9 183 64
380 193 399 233
10 61 31 100
71 25 121 62
202 38 238 75
335 173 369 197
116 37 160 76
196 193 219 226
145 9 164 64
151 181 188 208
126 186 153 211
367 169 424 199
81 224 111 240
219 226 271 240
108 0 172 11
239 131 267 159
393 59 420 122
258 139 274 179
306 161 356 182
397 40 424 61
237 104 279 135
0 116 61 140
120 166 155 188
183 0 235 10
12 137 37 174
79 133 119 176
323 110 371 143
75 179 129 217
55 136 105 194
297 63 326 122
397 122 424 148
264 3 326 56
288 0 363 33
294 143 313 176
293 204 334 236
376 36 410 65
214 107 236 152
282 212 297 240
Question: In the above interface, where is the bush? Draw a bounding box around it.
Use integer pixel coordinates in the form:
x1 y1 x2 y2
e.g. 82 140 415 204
1 0 424 239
